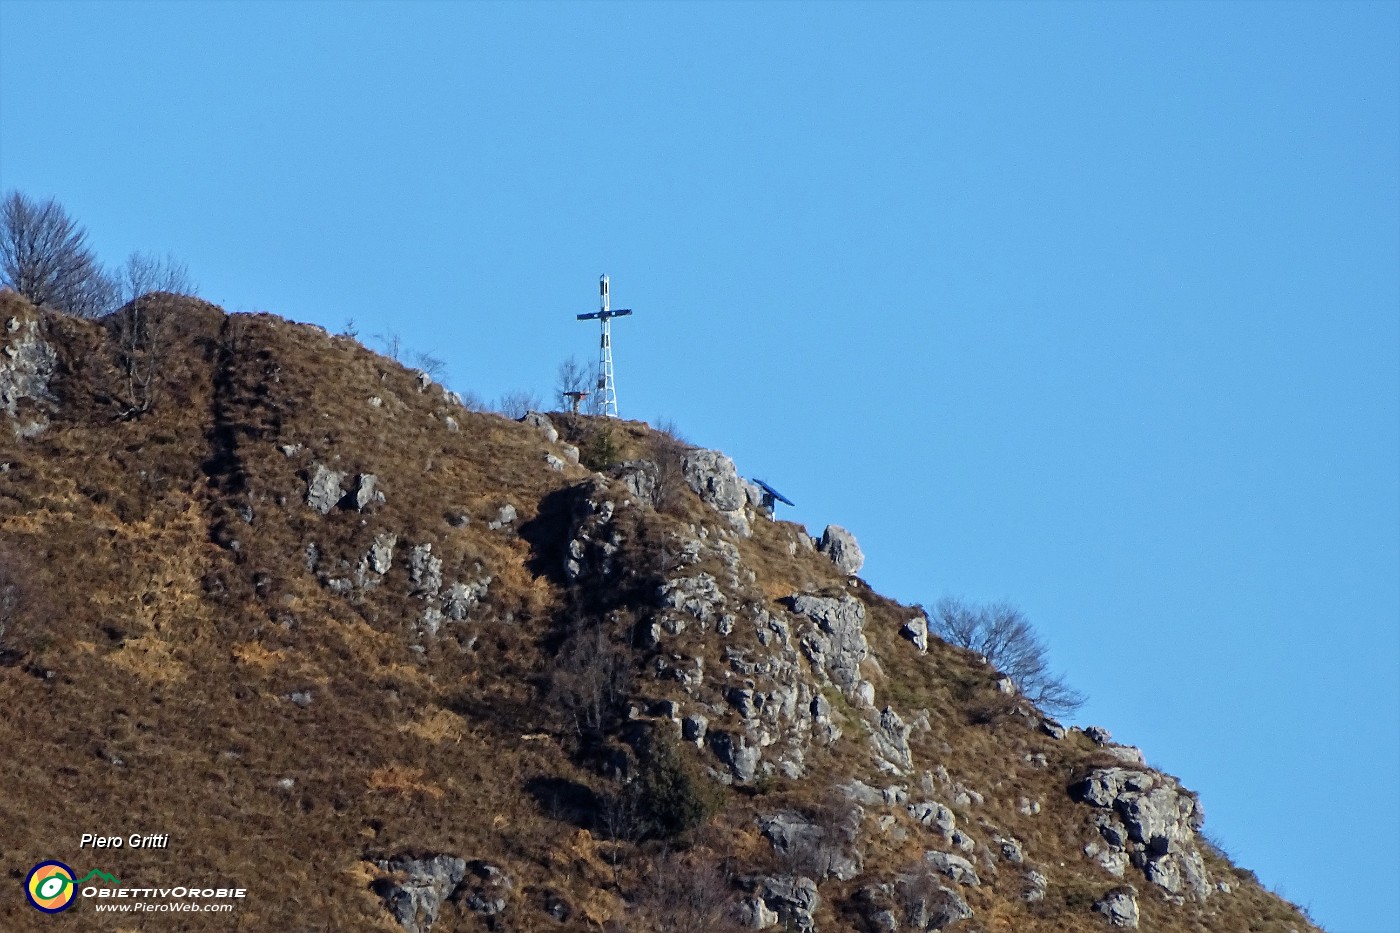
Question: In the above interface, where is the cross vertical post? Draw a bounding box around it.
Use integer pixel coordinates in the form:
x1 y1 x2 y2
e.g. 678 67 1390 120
576 274 633 419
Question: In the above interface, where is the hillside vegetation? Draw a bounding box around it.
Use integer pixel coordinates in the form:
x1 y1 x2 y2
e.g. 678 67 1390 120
0 292 1320 932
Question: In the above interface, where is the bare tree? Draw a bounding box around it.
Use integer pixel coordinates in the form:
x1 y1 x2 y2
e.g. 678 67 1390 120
373 331 404 361
648 431 690 516
0 191 114 317
930 597 1086 715
108 252 193 417
555 354 591 410
409 349 446 382
120 250 194 299
631 849 738 933
549 620 635 738
495 389 543 419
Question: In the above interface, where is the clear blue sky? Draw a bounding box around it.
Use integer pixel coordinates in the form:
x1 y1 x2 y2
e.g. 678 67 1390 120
2 2 1396 929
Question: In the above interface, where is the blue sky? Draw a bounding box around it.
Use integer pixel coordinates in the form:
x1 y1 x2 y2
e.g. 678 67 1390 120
2 1 1396 929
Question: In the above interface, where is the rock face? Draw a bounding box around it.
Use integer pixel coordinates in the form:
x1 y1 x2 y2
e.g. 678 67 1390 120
614 459 660 509
682 448 752 536
817 524 864 574
0 316 56 437
744 875 819 931
563 479 621 583
374 854 466 933
1072 767 1211 899
760 810 862 881
787 594 871 701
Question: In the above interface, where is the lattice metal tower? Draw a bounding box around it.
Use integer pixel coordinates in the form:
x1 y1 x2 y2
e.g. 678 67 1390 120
576 274 632 419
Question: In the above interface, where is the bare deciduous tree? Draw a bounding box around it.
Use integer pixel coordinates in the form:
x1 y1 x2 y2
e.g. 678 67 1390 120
0 191 115 317
109 252 194 417
930 597 1086 715
549 620 635 738
496 389 544 420
373 331 404 361
555 354 591 410
631 849 738 933
409 349 446 382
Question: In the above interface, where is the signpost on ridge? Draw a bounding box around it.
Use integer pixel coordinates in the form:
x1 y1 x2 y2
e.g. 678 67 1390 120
576 274 632 419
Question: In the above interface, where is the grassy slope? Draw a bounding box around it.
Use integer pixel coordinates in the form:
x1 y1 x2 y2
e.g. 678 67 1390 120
0 294 1317 932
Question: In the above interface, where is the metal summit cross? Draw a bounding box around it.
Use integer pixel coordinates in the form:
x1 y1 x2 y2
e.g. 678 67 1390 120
576 274 633 418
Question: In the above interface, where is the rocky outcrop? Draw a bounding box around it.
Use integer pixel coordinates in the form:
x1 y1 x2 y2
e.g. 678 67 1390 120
923 850 981 887
518 410 559 443
760 810 862 881
682 448 752 536
305 462 345 514
817 524 864 574
656 572 729 636
408 543 443 597
1072 767 1211 899
0 316 56 437
1094 885 1140 927
614 459 660 509
563 479 621 584
374 854 466 933
787 594 872 702
901 616 929 654
304 463 379 514
742 875 819 931
347 472 380 510
460 860 513 917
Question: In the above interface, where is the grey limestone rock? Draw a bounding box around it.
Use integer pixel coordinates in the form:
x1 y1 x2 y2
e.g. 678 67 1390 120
902 616 929 653
367 533 397 575
461 860 513 916
1073 768 1155 807
348 472 379 511
682 713 708 744
901 878 974 930
923 850 981 887
872 706 914 773
0 316 56 436
614 459 659 507
909 801 956 839
1093 886 1140 928
759 810 862 881
408 543 443 597
374 854 467 933
747 875 819 933
1085 725 1113 745
518 410 559 443
788 593 869 696
305 462 345 514
994 834 1026 864
817 524 864 574
487 503 517 530
710 730 761 783
682 448 752 535
442 580 489 621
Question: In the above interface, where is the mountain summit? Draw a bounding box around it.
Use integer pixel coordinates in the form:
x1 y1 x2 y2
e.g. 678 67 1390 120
0 293 1320 932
